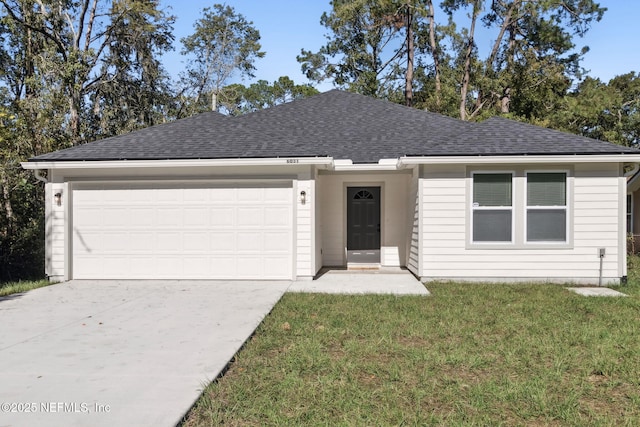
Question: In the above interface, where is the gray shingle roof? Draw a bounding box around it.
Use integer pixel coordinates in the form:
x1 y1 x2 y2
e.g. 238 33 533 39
415 116 637 156
29 90 639 163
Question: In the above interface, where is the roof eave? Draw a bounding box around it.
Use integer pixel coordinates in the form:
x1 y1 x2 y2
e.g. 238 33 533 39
21 153 640 172
399 153 640 166
21 157 334 170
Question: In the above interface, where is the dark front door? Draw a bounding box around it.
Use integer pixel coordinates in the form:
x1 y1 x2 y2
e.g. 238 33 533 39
347 187 381 250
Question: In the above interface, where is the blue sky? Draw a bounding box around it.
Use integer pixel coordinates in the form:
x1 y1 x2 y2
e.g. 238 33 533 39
161 0 638 89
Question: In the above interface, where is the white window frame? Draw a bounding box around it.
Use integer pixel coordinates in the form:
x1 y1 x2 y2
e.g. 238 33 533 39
470 171 515 244
525 170 569 245
467 166 574 249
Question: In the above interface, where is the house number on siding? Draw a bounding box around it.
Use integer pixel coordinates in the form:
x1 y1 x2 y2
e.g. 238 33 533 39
286 159 299 163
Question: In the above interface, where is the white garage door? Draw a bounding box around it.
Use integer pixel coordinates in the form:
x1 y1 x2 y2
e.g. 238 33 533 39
72 182 293 280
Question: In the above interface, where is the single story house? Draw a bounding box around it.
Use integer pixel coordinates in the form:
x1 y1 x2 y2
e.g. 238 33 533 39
23 90 640 284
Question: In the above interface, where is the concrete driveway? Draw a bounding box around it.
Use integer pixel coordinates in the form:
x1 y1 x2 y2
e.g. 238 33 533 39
0 280 289 427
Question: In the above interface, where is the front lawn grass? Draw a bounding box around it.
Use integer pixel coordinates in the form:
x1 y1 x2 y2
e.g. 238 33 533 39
0 279 51 297
184 273 640 425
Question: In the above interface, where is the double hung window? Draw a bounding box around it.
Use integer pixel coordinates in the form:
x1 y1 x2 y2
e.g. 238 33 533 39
526 172 567 242
472 173 513 243
470 170 569 246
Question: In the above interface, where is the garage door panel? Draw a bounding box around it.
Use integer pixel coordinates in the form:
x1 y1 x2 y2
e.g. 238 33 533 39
101 188 153 203
237 232 262 252
265 207 291 226
129 232 155 251
183 257 210 276
90 256 135 277
102 208 132 227
130 257 157 276
265 232 291 252
97 232 132 252
210 208 234 226
72 183 293 279
183 188 209 202
184 232 209 251
264 187 292 202
157 209 182 226
210 232 236 251
237 188 262 202
141 256 173 277
156 188 181 202
75 207 103 225
73 256 106 278
132 189 153 203
239 257 265 276
210 257 238 277
210 188 235 202
237 207 264 226
265 256 292 277
129 208 155 226
74 188 101 203
157 232 182 251
184 208 209 226
74 230 104 254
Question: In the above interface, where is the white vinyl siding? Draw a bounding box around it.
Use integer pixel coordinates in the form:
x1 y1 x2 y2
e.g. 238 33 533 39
314 169 323 276
420 164 623 284
296 178 313 277
407 167 420 276
46 182 67 281
421 165 467 273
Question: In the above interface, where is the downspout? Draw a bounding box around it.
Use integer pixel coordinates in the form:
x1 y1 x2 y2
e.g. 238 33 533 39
34 169 49 183
624 163 640 178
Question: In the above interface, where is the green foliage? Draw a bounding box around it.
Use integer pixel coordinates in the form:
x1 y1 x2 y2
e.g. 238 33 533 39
428 0 606 119
297 0 406 97
178 3 265 116
301 0 609 123
0 278 50 295
0 106 46 282
0 0 175 281
89 0 176 138
0 0 176 144
552 73 640 147
218 77 319 115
